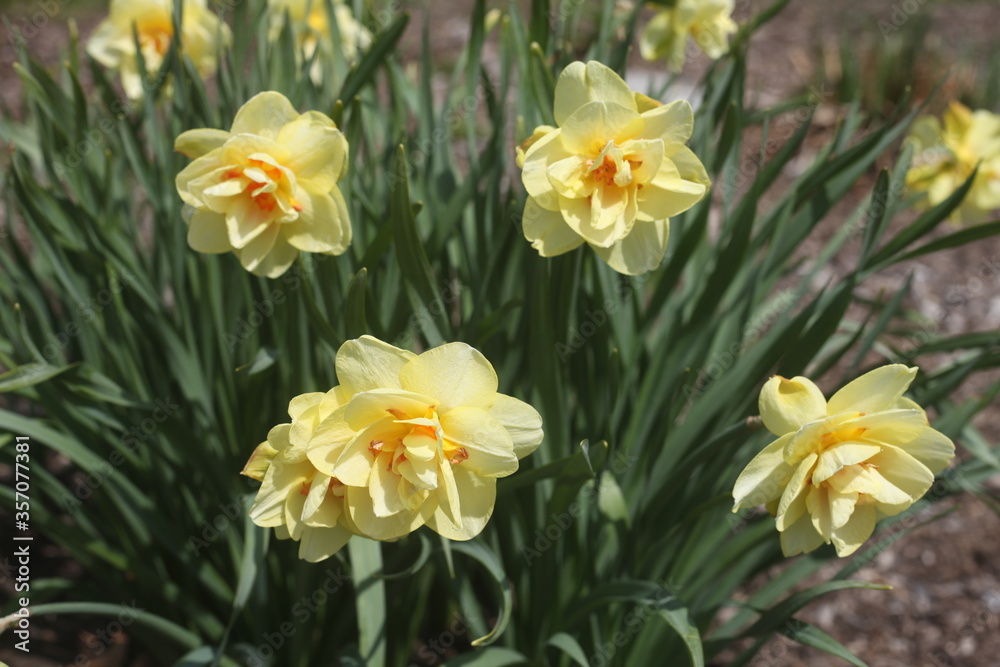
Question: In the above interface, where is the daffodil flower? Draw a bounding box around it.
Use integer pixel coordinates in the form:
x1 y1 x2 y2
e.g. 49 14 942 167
905 101 1000 224
305 336 544 542
174 91 352 277
519 61 710 275
732 365 955 557
244 391 358 562
267 0 372 83
639 0 737 70
87 0 230 100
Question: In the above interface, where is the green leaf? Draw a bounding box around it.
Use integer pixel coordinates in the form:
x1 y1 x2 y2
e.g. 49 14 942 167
779 618 868 667
545 632 589 667
349 538 387 667
450 540 513 647
443 647 527 666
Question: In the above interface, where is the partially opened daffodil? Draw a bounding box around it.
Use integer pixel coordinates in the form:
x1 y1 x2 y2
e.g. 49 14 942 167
639 0 737 70
267 0 372 84
174 91 352 277
244 391 359 562
905 101 1000 224
305 336 544 542
519 61 710 275
87 0 230 100
733 365 954 557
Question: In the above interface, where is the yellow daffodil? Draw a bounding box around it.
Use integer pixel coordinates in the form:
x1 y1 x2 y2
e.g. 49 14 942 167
244 391 359 562
639 0 737 70
305 336 544 542
174 91 352 277
267 0 372 83
87 0 230 100
905 101 1000 224
732 365 954 558
519 61 710 275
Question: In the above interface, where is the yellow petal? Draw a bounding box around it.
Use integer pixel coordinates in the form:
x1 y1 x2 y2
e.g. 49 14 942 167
306 406 357 474
302 473 341 527
240 230 299 278
553 61 638 127
758 375 828 436
867 445 934 502
343 389 435 431
276 111 347 190
283 187 351 254
590 218 669 275
186 209 231 254
830 503 876 557
288 392 325 420
775 453 817 531
812 443 882 484
826 364 918 416
335 335 415 396
425 467 496 541
175 128 231 159
231 91 300 139
521 129 572 211
241 440 279 482
732 432 794 511
370 453 407 517
332 417 403 486
560 101 643 156
488 394 544 459
638 100 694 148
249 456 311 527
399 343 499 411
522 197 586 258
347 484 428 541
298 525 352 562
779 513 826 557
896 427 954 474
440 406 518 478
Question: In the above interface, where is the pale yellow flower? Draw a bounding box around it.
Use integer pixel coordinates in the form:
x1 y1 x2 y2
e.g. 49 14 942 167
244 391 358 562
519 61 710 275
87 0 230 100
305 336 544 542
905 101 1000 224
267 0 372 83
174 91 352 277
733 365 955 557
639 0 737 70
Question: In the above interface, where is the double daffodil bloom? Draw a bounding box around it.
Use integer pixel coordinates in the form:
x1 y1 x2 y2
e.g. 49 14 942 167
306 336 544 542
519 61 710 275
175 91 352 277
87 0 230 100
639 0 737 70
267 0 372 83
244 392 359 562
733 365 954 557
905 101 1000 224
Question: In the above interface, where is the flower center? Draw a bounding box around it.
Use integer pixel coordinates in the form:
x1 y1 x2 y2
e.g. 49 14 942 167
587 140 641 188
225 158 303 215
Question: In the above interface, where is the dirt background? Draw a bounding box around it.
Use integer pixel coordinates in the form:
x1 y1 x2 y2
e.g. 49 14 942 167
1 0 999 665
